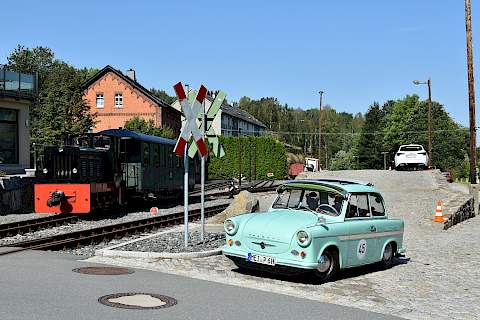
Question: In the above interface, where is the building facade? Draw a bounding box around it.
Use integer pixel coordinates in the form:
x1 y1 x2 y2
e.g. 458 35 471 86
82 66 181 134
172 92 266 137
0 67 37 174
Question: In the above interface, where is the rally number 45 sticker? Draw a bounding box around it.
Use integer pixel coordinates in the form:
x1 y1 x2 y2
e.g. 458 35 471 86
357 239 367 260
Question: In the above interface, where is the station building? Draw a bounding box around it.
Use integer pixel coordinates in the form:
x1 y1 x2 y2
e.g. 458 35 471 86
82 65 181 134
0 66 37 174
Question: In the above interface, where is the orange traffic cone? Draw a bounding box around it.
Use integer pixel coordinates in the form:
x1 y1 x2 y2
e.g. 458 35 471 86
433 200 445 222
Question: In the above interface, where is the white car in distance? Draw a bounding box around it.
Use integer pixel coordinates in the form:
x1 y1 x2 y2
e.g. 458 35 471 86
394 144 429 170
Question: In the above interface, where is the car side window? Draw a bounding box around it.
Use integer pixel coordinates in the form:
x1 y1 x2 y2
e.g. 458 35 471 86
369 194 385 216
347 194 370 218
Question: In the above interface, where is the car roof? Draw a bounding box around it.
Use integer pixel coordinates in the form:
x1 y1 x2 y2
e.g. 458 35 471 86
399 144 423 148
282 179 379 194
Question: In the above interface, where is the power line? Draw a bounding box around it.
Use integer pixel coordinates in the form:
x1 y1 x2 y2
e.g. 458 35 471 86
221 127 470 136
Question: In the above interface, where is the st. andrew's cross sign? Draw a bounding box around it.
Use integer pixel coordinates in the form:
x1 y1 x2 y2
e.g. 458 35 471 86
187 90 226 158
173 82 208 157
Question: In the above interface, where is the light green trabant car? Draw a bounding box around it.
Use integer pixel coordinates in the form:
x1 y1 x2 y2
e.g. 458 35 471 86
223 179 405 282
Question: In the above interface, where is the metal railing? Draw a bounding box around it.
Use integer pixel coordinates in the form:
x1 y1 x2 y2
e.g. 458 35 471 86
0 66 37 100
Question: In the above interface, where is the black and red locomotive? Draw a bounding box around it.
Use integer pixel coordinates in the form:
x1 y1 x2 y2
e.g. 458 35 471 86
34 129 195 215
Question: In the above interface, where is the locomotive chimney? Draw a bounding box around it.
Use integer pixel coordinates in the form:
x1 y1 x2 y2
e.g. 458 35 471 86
126 68 136 81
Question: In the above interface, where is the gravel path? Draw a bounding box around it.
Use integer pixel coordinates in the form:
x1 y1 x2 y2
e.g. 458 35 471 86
88 170 480 320
0 198 231 248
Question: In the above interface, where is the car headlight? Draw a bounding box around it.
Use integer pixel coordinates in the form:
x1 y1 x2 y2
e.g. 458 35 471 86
224 219 237 235
297 230 311 247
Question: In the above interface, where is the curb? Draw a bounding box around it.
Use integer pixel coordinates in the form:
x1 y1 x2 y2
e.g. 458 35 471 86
95 247 223 260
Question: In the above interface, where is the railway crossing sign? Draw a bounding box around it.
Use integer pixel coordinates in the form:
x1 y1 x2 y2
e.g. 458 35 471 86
187 90 226 158
173 82 208 157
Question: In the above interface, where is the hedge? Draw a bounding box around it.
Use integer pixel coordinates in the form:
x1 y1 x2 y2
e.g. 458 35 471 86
208 136 287 180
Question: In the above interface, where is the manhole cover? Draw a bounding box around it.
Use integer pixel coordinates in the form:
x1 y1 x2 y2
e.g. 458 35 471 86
72 267 134 275
98 293 177 309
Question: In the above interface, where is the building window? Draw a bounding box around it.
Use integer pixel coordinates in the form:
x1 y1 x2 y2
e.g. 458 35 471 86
114 93 123 108
0 108 18 164
96 93 104 108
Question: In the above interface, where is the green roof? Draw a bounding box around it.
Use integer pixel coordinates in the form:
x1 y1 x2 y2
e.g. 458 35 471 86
282 179 379 194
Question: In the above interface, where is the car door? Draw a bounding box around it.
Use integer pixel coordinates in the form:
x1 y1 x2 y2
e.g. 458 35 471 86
369 193 402 261
344 194 378 267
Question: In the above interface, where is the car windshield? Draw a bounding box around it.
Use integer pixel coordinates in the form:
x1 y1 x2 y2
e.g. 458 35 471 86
272 188 344 216
399 146 422 152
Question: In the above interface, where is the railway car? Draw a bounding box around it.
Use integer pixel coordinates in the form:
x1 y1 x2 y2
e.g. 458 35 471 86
34 128 195 215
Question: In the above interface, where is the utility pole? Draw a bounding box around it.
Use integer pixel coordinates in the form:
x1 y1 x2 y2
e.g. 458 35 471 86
465 0 478 185
427 79 433 168
381 152 388 170
318 91 324 170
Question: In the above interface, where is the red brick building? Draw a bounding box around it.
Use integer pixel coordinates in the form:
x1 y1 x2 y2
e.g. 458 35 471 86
82 65 181 134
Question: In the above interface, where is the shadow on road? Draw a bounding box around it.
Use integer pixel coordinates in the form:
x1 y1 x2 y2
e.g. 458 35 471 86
232 256 410 285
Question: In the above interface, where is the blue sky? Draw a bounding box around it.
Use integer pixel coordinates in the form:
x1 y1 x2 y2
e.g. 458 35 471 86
2 0 479 126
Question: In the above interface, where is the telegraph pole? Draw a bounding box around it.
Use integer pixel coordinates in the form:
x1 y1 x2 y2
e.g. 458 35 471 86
318 91 324 170
465 0 477 185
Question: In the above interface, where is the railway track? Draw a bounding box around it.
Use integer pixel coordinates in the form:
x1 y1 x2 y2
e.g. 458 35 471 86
0 203 228 256
0 215 79 238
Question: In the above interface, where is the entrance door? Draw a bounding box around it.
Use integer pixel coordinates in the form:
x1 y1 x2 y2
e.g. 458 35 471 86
0 108 18 164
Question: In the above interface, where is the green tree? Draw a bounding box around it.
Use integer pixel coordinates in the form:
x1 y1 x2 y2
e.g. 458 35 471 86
33 61 95 144
7 45 54 79
357 103 385 169
330 150 356 170
383 95 468 174
6 45 95 144
124 116 175 139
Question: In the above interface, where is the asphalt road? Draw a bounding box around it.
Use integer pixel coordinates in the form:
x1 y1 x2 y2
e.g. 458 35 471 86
0 251 402 320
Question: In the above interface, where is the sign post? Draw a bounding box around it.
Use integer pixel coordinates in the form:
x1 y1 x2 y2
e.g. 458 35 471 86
200 112 206 241
173 82 208 247
188 91 226 241
183 146 189 247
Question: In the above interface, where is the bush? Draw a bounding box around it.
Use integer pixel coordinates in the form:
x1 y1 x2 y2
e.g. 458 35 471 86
330 150 356 170
208 136 287 180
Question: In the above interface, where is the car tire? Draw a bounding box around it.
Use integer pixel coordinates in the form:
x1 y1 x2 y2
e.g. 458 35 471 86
380 242 394 269
313 249 339 283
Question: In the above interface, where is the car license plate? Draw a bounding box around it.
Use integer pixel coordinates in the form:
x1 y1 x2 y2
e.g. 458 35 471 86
247 253 276 266
406 154 416 158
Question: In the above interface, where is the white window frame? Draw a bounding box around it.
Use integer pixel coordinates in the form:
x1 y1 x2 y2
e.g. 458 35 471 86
114 93 123 108
96 93 104 108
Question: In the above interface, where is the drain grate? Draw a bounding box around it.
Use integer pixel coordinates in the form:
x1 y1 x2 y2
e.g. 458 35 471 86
72 267 134 275
98 293 177 309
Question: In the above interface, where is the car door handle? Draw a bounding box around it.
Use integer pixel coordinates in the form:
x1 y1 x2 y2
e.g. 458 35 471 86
370 225 376 232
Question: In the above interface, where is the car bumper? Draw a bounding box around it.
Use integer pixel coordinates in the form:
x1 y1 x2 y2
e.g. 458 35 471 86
223 248 320 272
395 157 428 167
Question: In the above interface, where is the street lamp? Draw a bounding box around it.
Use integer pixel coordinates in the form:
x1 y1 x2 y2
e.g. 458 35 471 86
413 78 433 167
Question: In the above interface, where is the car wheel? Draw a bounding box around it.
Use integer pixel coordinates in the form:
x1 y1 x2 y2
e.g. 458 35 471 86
314 249 339 283
380 242 394 269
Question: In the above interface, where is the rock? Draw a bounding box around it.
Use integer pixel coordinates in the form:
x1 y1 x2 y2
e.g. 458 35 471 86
208 191 259 224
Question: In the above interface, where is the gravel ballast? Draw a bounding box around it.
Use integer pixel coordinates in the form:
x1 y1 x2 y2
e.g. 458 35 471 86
0 198 231 250
118 231 225 253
